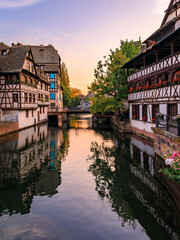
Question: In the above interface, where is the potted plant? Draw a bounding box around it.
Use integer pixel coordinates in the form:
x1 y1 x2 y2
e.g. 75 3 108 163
142 116 146 121
132 115 137 120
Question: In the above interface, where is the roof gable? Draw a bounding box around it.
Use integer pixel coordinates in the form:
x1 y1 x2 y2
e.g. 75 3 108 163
31 45 60 65
0 45 29 73
161 0 180 27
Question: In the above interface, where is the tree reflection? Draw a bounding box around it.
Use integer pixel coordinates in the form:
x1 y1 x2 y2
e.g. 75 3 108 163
87 140 136 226
88 136 180 239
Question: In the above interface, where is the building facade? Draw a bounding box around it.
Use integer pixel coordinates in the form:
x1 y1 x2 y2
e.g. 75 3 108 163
124 0 180 138
0 43 50 129
31 45 63 112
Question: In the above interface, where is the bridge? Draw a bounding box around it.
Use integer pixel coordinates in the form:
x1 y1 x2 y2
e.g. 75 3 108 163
48 109 90 116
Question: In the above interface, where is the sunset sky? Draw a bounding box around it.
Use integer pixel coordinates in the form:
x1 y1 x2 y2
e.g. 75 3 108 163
0 0 170 93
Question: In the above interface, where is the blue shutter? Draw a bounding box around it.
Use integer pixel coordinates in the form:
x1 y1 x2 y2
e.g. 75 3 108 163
50 93 56 100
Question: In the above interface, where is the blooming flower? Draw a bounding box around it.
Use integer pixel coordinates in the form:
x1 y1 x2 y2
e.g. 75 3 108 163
165 158 175 165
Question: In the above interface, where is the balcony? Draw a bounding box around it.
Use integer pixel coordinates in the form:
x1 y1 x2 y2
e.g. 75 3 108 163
127 51 180 82
155 114 180 136
128 83 180 102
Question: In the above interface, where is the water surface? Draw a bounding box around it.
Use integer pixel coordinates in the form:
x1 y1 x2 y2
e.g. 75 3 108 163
0 115 179 240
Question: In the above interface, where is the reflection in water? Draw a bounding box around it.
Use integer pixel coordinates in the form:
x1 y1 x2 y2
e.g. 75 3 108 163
69 114 92 129
0 115 180 240
87 133 180 240
0 124 69 216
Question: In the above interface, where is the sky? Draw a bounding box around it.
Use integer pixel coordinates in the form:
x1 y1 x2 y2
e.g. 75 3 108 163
0 0 170 94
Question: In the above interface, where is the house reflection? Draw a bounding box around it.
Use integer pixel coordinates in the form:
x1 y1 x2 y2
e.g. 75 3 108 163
88 133 180 240
0 124 68 216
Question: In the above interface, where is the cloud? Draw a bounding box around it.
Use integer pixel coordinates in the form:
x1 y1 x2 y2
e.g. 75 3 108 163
0 0 45 9
154 0 170 14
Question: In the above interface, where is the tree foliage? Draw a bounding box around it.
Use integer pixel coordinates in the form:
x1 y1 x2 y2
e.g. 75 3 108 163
88 39 141 115
70 88 82 97
61 62 71 107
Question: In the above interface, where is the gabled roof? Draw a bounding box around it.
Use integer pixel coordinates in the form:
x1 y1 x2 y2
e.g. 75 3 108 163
161 0 180 27
31 45 60 65
0 42 10 51
0 45 29 73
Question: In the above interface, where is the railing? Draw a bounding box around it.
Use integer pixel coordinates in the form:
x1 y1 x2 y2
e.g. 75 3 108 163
156 115 180 136
128 84 180 101
127 51 180 82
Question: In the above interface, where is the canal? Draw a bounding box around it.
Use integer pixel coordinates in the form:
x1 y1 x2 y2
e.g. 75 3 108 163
0 114 180 240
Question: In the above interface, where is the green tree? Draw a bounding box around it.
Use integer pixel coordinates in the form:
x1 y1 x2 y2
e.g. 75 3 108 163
61 62 70 88
61 62 71 107
88 39 141 115
69 96 80 108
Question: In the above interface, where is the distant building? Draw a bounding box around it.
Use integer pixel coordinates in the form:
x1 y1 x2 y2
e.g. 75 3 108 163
0 43 50 129
31 45 63 111
124 0 180 138
79 94 91 109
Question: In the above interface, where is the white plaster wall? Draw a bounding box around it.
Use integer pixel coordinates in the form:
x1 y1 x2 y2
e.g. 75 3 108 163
131 119 155 134
18 110 36 129
139 105 142 120
130 104 132 119
166 11 176 23
18 107 48 129
175 19 180 30
159 104 167 115
148 105 152 122
39 107 48 122
178 103 180 115
1 110 18 122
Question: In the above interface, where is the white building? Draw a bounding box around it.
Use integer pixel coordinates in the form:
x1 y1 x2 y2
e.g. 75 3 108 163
0 43 50 129
124 0 180 138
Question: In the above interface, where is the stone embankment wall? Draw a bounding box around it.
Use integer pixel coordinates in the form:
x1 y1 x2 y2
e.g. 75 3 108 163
153 127 180 160
0 122 19 137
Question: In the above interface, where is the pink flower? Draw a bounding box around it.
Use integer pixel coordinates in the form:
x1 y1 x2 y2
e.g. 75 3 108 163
173 151 178 157
178 163 180 167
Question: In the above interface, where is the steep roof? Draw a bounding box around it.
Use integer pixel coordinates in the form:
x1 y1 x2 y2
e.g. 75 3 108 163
0 42 10 50
0 45 29 73
31 45 60 65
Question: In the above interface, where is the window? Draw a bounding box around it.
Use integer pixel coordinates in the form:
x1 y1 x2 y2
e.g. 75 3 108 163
51 103 55 109
142 105 147 121
38 94 40 101
168 104 177 116
45 95 49 102
50 83 55 89
25 93 28 102
26 110 29 118
13 93 18 102
43 107 45 114
50 93 55 100
132 105 139 120
40 65 44 70
152 104 159 122
40 107 42 114
50 73 55 79
32 110 34 117
33 94 35 103
59 94 61 100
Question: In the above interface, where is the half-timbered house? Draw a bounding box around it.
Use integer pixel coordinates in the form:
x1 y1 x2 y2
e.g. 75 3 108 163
0 43 50 129
124 0 180 138
31 45 63 111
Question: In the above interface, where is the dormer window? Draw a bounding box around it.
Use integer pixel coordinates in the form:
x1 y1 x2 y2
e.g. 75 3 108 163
40 49 44 52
